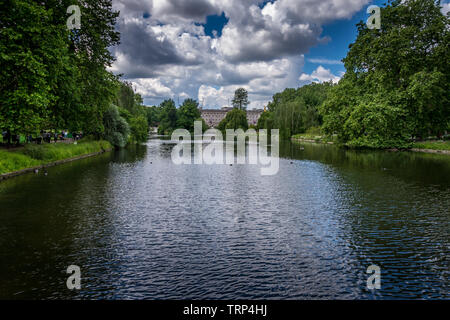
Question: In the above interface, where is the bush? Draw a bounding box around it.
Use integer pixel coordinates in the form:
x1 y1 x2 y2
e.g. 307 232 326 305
217 109 248 131
129 115 149 143
306 126 322 136
103 104 130 148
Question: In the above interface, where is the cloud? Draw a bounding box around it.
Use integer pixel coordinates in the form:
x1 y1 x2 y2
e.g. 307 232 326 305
110 0 368 107
153 0 221 22
216 4 326 63
442 3 450 15
307 58 343 65
299 66 343 84
132 78 175 100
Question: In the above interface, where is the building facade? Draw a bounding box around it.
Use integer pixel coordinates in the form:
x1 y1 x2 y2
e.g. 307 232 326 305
246 109 264 126
200 107 264 128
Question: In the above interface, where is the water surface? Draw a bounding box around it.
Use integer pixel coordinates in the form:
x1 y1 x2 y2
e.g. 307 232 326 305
0 139 449 299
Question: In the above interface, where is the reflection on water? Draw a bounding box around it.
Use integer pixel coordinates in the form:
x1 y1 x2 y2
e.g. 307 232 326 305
0 139 448 299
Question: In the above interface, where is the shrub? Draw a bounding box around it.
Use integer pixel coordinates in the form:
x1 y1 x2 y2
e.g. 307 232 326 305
103 104 130 148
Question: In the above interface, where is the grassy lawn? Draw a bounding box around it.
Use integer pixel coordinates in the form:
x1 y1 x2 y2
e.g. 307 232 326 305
291 133 337 144
0 140 111 175
413 140 450 151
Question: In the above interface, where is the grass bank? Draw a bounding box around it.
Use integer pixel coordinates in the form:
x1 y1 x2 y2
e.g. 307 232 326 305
291 134 450 155
412 140 450 151
0 140 112 175
291 133 337 144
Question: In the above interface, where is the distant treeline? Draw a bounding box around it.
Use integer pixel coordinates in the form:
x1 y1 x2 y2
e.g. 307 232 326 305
259 0 449 148
145 99 208 135
0 0 149 147
257 82 332 139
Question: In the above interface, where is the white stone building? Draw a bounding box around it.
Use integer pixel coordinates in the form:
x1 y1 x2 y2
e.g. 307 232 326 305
200 107 264 128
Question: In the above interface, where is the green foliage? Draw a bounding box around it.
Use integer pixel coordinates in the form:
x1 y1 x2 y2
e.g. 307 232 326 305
217 109 248 131
343 95 413 149
232 88 250 110
129 115 149 143
413 141 450 151
263 82 332 139
158 99 177 135
0 140 111 174
71 0 120 135
115 81 145 116
0 150 41 175
306 126 322 136
257 111 274 131
146 106 162 127
114 81 149 144
195 118 210 133
0 1 66 134
176 99 201 132
20 140 111 161
321 0 449 148
103 105 130 148
0 0 121 140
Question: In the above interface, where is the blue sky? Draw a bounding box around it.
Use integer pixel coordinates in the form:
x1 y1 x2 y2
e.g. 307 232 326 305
110 0 449 108
198 1 387 76
304 0 386 76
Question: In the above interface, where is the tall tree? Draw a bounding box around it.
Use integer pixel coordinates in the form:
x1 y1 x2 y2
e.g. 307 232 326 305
321 0 449 147
232 88 250 110
261 83 332 139
70 0 120 135
158 99 177 135
217 109 248 131
176 99 201 132
0 0 72 141
0 0 121 142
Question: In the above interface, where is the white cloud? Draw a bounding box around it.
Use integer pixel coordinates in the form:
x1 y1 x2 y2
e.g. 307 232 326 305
441 3 450 15
110 0 367 107
132 78 174 100
307 58 343 65
299 66 343 84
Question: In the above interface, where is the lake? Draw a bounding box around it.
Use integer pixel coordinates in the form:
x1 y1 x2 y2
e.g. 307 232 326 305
0 138 449 299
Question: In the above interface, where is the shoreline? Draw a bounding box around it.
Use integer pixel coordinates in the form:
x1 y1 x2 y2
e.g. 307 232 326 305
291 137 450 155
0 148 112 181
291 137 335 145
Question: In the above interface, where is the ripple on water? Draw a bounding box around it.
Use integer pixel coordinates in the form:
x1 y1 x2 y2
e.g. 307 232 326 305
0 140 449 299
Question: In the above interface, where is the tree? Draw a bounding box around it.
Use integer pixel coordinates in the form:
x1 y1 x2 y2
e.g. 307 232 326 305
114 80 149 143
116 81 137 114
146 106 162 127
217 109 248 131
196 118 210 133
263 83 332 139
232 88 250 110
158 99 177 135
257 111 274 131
69 0 120 135
176 99 201 132
129 115 149 143
321 0 449 147
0 1 72 142
103 104 130 148
0 0 121 143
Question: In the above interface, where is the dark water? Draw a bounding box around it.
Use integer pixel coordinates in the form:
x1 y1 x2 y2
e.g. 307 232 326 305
0 139 449 299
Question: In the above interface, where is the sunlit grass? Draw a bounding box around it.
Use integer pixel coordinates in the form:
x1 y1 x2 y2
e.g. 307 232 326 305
291 133 337 144
0 150 42 175
413 141 450 151
0 140 112 175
